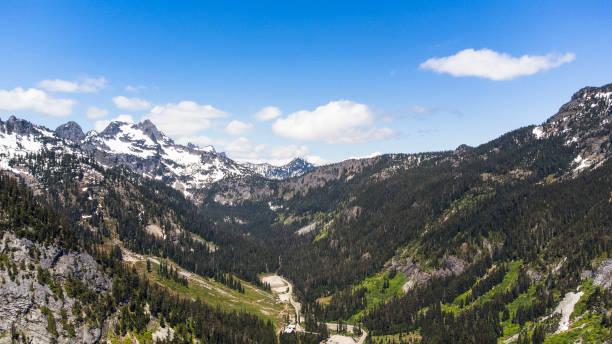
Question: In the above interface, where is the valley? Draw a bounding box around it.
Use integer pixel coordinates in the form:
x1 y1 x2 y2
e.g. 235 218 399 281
0 83 611 343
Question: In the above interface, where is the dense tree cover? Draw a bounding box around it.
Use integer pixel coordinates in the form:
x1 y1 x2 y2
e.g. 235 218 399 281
357 158 612 341
0 173 90 251
3 116 612 344
9 151 279 285
225 127 578 304
0 172 277 343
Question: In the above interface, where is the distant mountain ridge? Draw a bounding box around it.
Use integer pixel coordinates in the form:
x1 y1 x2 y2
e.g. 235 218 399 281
245 158 316 180
0 116 317 198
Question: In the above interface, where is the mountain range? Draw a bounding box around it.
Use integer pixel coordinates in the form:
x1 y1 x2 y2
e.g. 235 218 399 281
0 116 316 199
0 83 611 344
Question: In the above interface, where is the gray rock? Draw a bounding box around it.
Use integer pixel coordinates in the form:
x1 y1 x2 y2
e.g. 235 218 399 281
55 121 85 142
0 233 110 344
594 258 612 290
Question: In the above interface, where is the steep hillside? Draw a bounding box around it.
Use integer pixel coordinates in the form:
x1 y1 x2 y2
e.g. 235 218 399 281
0 174 277 344
0 83 611 344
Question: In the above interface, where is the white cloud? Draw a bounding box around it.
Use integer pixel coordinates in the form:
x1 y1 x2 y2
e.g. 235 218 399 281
144 101 228 138
86 106 108 119
112 96 152 111
303 155 328 166
266 144 311 164
419 49 575 81
254 106 281 121
125 85 146 92
94 114 135 132
272 100 395 143
37 77 107 93
0 87 75 117
224 120 253 135
221 137 267 162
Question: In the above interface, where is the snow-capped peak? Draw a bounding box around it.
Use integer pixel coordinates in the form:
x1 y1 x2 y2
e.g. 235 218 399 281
245 157 315 180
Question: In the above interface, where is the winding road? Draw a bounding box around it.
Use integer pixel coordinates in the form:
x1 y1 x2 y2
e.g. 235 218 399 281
261 274 368 344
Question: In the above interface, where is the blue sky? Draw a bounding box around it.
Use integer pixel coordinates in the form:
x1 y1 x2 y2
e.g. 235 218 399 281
1 1 610 165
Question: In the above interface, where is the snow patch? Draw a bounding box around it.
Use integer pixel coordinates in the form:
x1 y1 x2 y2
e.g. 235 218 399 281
296 222 317 235
572 155 592 172
532 126 545 139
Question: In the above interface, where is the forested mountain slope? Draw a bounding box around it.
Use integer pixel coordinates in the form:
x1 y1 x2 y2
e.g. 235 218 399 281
0 83 610 344
203 84 612 342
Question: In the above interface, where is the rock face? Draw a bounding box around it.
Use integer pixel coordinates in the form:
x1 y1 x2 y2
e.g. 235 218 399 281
0 233 111 344
532 83 612 173
593 258 612 290
55 122 85 142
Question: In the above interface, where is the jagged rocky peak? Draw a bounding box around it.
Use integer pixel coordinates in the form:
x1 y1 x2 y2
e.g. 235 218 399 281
55 121 85 142
98 120 129 137
534 83 612 136
286 157 314 169
546 83 612 126
533 82 612 172
1 115 40 136
135 119 167 143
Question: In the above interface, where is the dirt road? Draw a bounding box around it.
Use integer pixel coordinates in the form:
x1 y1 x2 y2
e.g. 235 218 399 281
261 274 302 322
325 323 368 344
262 274 368 343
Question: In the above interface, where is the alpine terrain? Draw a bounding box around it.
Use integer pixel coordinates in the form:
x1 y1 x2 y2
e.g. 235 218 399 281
0 83 611 344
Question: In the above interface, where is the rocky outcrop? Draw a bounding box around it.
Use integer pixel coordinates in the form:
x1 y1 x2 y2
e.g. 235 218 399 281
533 83 612 173
55 122 85 143
0 233 111 344
593 258 612 290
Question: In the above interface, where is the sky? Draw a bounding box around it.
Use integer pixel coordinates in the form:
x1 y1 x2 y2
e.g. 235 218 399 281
0 1 610 165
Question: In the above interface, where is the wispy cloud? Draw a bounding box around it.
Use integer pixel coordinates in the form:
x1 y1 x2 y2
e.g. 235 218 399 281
112 96 152 111
37 77 107 93
125 85 146 92
254 106 282 121
420 48 575 80
409 106 434 115
224 120 253 135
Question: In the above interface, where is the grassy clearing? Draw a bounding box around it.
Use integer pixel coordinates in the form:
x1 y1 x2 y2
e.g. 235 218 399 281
314 228 328 242
544 314 610 344
133 259 285 327
571 279 596 318
499 284 539 341
443 260 523 315
349 270 407 321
